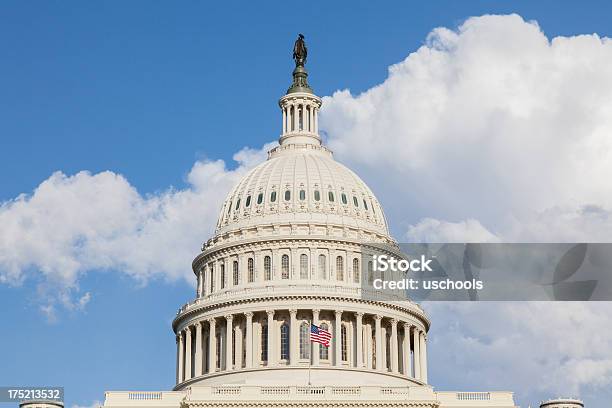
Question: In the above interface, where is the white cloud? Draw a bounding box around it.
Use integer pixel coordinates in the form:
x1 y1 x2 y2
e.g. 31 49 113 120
0 143 273 317
406 218 500 242
321 13 612 242
426 302 612 404
72 400 102 408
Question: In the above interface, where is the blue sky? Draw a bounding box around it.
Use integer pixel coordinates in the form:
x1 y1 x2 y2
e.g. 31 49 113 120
2 2 612 408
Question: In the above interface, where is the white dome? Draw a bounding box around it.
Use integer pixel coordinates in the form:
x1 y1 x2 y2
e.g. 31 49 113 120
215 143 390 238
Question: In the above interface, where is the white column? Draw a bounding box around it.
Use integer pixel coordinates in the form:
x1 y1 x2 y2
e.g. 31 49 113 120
226 315 233 370
245 312 253 368
420 331 428 383
314 108 318 134
289 309 298 365
235 322 243 369
335 310 342 366
308 106 313 132
312 309 320 366
177 332 184 383
365 323 373 369
413 327 421 380
208 318 216 373
355 312 363 368
282 106 287 134
402 323 412 377
266 310 275 366
390 319 398 373
194 322 202 376
185 327 192 380
375 315 382 371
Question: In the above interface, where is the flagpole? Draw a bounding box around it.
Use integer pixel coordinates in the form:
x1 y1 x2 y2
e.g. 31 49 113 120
308 320 312 386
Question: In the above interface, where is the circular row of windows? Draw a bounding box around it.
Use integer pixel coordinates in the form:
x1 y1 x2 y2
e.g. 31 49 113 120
226 189 376 216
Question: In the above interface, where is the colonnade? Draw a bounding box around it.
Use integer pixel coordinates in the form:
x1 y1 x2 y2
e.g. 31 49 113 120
281 101 318 134
176 308 427 385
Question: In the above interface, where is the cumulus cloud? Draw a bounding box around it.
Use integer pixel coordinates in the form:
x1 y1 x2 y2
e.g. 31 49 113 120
319 13 612 404
426 302 612 404
321 13 612 242
0 143 273 317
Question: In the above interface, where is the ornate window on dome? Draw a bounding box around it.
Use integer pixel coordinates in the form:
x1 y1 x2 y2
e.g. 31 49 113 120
261 324 268 362
336 256 344 281
299 322 310 359
233 260 239 285
248 257 254 283
284 190 291 201
270 191 277 203
264 256 272 281
257 192 263 205
299 189 306 201
235 199 241 210
368 260 374 285
353 196 359 207
245 195 251 207
227 201 232 215
280 322 290 360
363 199 368 210
314 190 321 201
220 263 226 289
341 193 347 205
353 258 360 283
281 254 290 279
319 323 329 360
318 254 327 279
341 324 348 362
328 191 335 202
300 254 308 279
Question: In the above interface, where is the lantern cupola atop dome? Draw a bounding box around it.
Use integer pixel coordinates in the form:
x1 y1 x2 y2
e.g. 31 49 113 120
279 34 322 147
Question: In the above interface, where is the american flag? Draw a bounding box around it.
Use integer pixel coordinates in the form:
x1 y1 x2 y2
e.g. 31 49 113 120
310 324 332 347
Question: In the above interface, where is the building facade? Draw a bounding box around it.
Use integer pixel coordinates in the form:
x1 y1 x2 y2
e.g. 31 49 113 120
102 39 518 408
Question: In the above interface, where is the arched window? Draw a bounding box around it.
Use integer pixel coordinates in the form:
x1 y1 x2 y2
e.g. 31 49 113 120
319 323 329 360
284 190 291 201
353 258 360 283
300 322 310 359
363 199 368 210
227 201 232 215
280 322 290 360
220 263 226 289
248 257 254 283
233 260 239 285
299 189 306 201
336 256 344 281
328 191 335 202
300 254 308 279
261 324 268 362
270 191 277 203
341 324 348 362
281 254 290 279
353 196 359 207
264 256 272 281
245 195 251 207
367 260 374 285
235 199 241 210
341 193 347 205
314 190 320 201
318 254 326 279
257 193 263 205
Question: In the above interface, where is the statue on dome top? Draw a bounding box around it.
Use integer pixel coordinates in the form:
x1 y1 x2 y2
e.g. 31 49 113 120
293 34 307 67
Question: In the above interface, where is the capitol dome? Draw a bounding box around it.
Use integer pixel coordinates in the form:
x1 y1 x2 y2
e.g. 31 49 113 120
214 137 390 239
172 37 430 393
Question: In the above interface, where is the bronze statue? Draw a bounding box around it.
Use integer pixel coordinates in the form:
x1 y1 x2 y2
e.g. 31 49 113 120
293 34 307 67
